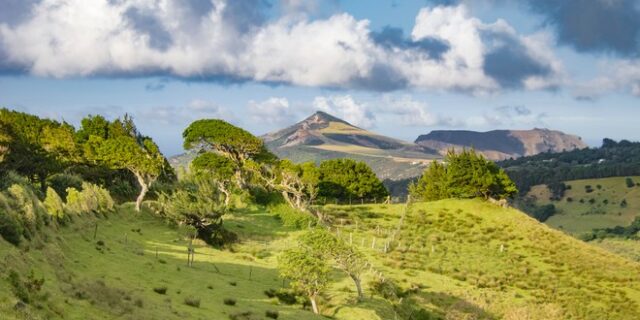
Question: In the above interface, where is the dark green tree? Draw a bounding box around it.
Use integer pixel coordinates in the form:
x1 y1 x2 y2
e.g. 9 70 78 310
318 159 388 202
191 153 237 206
83 117 166 211
411 149 517 202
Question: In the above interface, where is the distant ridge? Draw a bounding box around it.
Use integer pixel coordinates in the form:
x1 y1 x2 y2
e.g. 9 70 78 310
415 128 587 160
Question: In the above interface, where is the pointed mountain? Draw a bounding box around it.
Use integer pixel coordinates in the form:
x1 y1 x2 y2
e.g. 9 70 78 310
262 111 440 180
415 128 587 160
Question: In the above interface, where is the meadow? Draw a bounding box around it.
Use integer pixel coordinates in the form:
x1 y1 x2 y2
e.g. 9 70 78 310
3 199 640 320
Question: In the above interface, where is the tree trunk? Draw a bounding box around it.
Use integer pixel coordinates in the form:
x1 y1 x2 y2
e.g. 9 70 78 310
310 294 320 314
134 172 149 212
351 274 364 300
282 191 295 208
219 183 231 207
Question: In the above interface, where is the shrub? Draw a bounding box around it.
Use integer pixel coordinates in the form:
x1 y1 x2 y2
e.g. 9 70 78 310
65 182 114 215
223 298 237 306
274 290 298 305
370 278 403 300
47 173 83 200
626 177 635 188
264 288 277 298
184 296 200 308
153 286 167 294
265 310 279 319
621 199 628 208
6 183 47 238
0 209 22 245
269 203 315 229
43 187 65 219
585 185 594 193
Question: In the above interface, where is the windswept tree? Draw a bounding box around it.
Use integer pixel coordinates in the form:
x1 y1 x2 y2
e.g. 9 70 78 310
83 116 166 211
183 119 264 187
262 160 320 211
279 247 330 314
191 153 236 206
300 228 368 300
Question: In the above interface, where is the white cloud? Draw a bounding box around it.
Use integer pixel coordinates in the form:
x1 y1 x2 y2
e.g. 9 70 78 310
574 59 640 99
312 95 375 128
247 97 296 125
0 1 563 93
380 95 458 127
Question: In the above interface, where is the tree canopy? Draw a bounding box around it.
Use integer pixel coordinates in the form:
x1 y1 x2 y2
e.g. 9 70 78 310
411 149 517 202
183 119 263 164
82 116 167 211
318 159 388 202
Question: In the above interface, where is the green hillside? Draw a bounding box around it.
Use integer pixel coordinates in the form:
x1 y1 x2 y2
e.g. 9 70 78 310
3 200 640 320
525 176 640 235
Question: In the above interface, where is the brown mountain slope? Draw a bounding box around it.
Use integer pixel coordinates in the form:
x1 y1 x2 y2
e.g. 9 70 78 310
415 128 587 160
262 111 441 180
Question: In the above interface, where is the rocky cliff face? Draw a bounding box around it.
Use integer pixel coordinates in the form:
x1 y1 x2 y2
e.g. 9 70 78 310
415 128 587 160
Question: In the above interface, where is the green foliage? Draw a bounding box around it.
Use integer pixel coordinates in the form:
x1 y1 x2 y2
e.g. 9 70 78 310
626 177 635 188
65 182 115 215
0 208 22 245
154 175 233 246
7 183 47 238
547 182 567 201
183 119 263 165
47 173 83 200
318 158 388 202
83 116 169 211
278 247 329 314
499 138 640 193
43 187 65 219
410 149 517 202
583 217 640 241
269 203 315 229
7 269 45 304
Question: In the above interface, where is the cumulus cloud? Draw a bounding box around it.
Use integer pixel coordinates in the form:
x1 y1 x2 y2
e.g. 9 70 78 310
247 97 297 125
574 59 640 99
0 1 562 93
312 95 375 129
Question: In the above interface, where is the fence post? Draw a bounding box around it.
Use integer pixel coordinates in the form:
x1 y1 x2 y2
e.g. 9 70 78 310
93 223 98 239
349 233 353 245
371 237 376 249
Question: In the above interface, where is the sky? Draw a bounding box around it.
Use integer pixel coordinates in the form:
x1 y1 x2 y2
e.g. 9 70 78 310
1 0 640 156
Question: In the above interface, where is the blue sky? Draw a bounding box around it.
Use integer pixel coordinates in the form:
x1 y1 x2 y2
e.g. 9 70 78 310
1 0 639 156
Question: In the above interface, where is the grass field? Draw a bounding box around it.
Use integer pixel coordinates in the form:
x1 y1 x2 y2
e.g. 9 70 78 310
526 176 640 235
2 200 640 319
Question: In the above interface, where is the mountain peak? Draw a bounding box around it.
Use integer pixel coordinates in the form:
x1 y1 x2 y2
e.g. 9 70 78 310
305 110 350 125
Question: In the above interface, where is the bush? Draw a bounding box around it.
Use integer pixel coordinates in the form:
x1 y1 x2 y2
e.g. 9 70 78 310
65 182 114 215
263 288 277 298
274 289 297 305
370 278 403 300
529 204 556 222
6 183 47 238
621 199 628 208
153 286 167 295
223 298 237 306
626 177 635 188
184 296 200 308
47 173 83 200
43 187 65 219
0 209 22 245
265 310 279 319
269 204 315 229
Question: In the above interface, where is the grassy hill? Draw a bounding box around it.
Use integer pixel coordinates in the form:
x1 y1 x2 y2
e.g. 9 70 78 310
2 200 640 319
525 176 640 235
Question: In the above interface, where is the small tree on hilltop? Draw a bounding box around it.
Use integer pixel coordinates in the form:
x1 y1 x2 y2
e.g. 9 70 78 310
318 159 388 202
410 149 517 202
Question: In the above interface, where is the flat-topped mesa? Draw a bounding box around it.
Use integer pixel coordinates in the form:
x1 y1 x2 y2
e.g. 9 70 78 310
415 128 587 160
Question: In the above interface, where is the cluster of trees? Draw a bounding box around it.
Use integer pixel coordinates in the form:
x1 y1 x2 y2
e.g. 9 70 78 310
0 109 173 210
410 149 517 202
278 228 367 314
581 216 640 241
499 138 640 194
